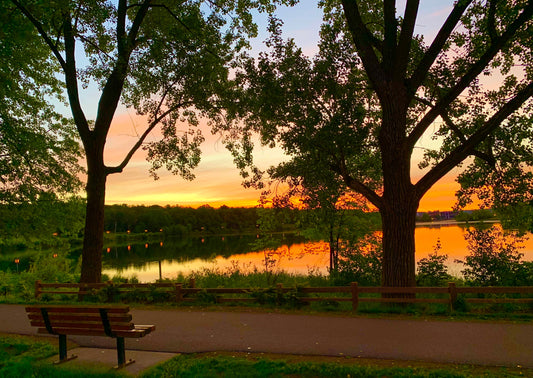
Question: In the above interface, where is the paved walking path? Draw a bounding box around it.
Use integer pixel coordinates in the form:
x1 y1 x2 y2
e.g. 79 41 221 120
1 304 532 371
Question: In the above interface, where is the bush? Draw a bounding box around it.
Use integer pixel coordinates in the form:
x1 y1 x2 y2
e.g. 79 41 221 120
247 286 304 308
0 252 79 302
332 233 382 286
416 239 452 286
456 226 525 286
452 295 469 313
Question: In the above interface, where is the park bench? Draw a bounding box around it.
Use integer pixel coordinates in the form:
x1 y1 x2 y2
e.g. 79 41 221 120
25 305 155 368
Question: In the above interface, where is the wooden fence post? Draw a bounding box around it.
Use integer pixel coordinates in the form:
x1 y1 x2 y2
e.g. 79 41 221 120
351 282 359 311
35 280 41 299
448 282 457 311
188 278 196 288
174 283 183 303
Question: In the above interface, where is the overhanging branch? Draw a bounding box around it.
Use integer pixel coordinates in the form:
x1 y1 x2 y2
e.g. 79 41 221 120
408 0 473 94
407 1 533 148
415 81 533 199
333 156 383 209
11 0 67 71
105 101 195 175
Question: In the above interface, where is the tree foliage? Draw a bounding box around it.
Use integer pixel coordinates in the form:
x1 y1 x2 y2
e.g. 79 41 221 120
9 0 294 282
0 197 85 242
0 2 83 204
104 204 260 234
222 0 533 287
457 226 526 286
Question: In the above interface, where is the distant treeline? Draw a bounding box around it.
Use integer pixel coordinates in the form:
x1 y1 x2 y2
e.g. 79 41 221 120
4 200 497 248
104 204 265 236
415 208 497 223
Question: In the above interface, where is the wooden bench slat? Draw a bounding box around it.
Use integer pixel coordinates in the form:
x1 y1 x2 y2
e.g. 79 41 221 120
36 327 152 338
26 305 130 314
27 313 132 322
30 320 135 330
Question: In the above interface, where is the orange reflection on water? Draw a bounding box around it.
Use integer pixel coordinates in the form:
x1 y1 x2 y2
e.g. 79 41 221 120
415 225 469 259
215 242 331 273
416 224 533 260
103 225 533 283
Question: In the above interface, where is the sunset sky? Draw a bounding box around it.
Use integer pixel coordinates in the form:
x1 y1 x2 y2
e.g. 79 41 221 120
81 1 468 211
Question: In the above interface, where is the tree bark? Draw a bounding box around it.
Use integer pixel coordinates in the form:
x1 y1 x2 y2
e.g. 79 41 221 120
79 142 107 283
380 199 418 288
378 85 418 288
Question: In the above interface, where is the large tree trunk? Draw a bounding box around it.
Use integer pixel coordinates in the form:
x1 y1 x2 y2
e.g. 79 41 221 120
380 199 418 287
379 89 418 288
80 145 107 283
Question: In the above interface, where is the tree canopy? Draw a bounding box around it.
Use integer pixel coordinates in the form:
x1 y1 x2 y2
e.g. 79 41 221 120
0 2 83 204
9 0 295 282
222 0 533 287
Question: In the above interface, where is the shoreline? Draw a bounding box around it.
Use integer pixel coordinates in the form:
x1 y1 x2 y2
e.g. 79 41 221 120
416 219 499 227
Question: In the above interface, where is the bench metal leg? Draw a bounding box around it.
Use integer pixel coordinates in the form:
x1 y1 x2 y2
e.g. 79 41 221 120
54 334 77 364
115 337 135 369
59 334 67 360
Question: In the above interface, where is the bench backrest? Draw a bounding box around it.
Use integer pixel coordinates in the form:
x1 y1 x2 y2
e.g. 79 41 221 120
26 305 135 337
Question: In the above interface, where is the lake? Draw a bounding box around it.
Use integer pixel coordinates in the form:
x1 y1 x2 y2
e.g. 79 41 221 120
101 223 533 283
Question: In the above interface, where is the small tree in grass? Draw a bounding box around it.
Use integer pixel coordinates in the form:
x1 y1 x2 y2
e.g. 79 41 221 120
456 226 525 286
416 239 451 287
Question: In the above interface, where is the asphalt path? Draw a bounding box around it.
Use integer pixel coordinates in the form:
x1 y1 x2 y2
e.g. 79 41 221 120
1 304 532 368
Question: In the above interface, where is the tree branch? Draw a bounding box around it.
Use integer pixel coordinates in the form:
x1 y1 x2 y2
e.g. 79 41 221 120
95 0 152 138
332 156 383 209
149 3 225 62
10 0 67 70
341 0 384 90
62 12 91 141
117 0 127 55
394 0 419 80
105 100 195 175
415 81 533 198
382 0 397 76
414 96 496 167
407 0 473 94
439 108 496 167
407 0 533 149
77 34 113 60
487 0 498 43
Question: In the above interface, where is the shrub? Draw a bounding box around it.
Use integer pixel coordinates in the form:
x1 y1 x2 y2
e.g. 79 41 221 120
247 286 304 308
332 233 382 286
416 239 452 286
456 226 525 286
452 295 469 313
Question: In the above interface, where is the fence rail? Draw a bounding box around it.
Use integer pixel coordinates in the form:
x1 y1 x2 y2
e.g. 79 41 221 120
34 280 533 311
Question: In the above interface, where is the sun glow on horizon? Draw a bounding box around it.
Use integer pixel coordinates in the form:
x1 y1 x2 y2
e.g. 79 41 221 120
103 113 468 211
95 2 472 213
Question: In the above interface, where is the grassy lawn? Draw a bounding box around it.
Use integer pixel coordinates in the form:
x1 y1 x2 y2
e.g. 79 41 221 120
0 334 125 377
139 352 533 378
1 333 531 377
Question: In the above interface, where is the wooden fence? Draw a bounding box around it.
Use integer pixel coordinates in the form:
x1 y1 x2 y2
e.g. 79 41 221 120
34 280 533 312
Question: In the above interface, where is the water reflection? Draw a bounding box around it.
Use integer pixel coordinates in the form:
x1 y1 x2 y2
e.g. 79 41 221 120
102 224 533 283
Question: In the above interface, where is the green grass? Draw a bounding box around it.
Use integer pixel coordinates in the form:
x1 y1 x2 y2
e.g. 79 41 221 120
140 353 531 378
0 334 125 377
0 334 531 377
